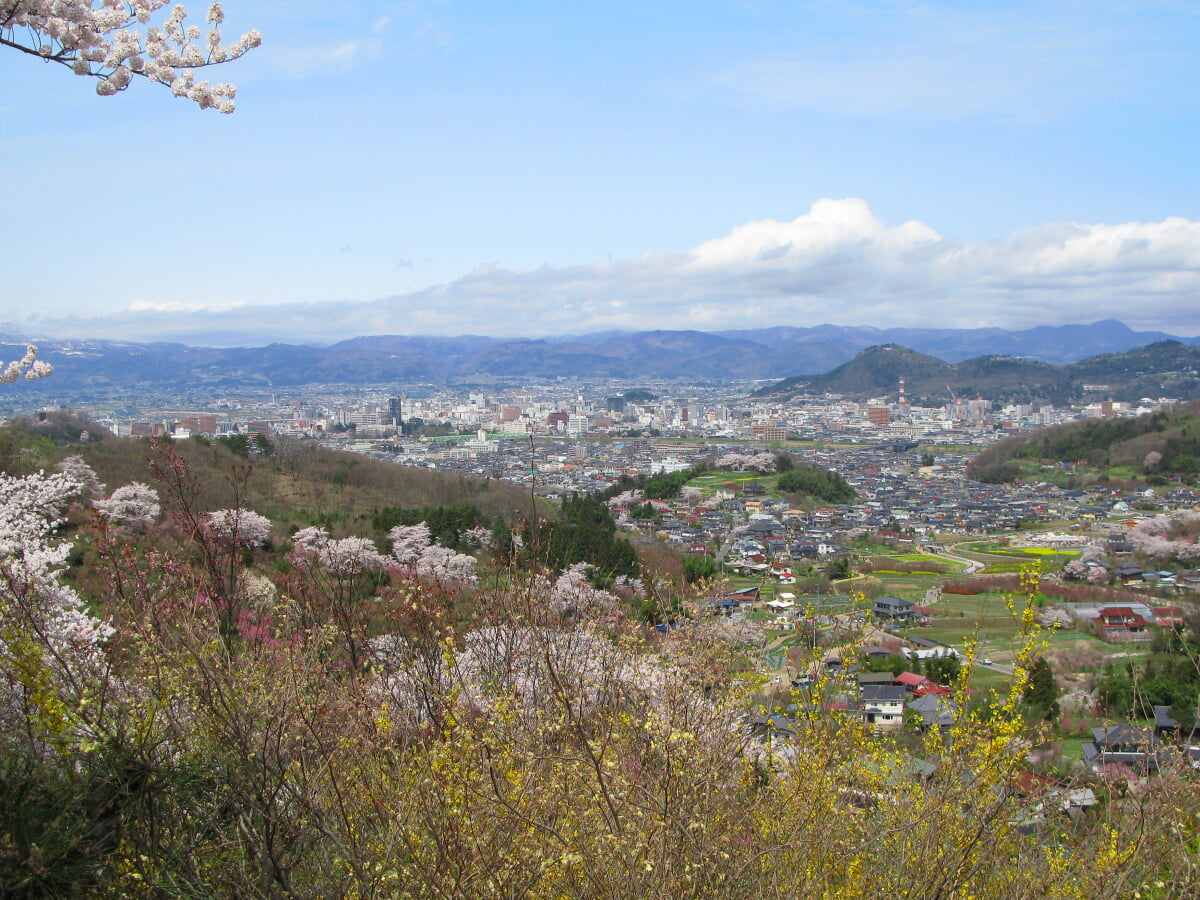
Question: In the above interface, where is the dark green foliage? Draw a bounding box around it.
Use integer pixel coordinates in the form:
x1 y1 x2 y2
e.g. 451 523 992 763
0 752 147 898
629 502 660 522
858 653 908 675
1022 656 1060 722
824 558 852 580
643 466 704 500
0 427 57 475
924 655 962 685
1095 642 1200 719
519 494 640 582
681 555 718 584
776 465 857 503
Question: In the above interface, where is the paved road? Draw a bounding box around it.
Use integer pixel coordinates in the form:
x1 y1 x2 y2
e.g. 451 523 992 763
930 543 985 575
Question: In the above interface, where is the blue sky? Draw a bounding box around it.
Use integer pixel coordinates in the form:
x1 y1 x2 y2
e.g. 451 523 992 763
3 0 1199 345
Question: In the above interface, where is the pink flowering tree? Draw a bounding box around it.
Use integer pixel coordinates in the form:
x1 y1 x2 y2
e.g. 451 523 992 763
717 452 777 473
548 562 618 618
1 1 261 112
1130 511 1200 562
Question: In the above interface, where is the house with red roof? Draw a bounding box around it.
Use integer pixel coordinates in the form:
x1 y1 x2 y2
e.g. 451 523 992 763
1096 606 1152 643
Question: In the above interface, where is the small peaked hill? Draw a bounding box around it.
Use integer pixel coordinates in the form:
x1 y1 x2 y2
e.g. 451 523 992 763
754 345 951 398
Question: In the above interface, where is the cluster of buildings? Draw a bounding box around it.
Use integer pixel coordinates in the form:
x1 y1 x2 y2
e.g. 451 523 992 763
88 376 1185 451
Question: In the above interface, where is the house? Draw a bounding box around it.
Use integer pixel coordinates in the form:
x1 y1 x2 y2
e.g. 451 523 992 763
726 586 761 606
908 692 957 729
1153 705 1200 745
873 596 914 620
1082 725 1168 772
859 684 908 731
1096 606 1152 643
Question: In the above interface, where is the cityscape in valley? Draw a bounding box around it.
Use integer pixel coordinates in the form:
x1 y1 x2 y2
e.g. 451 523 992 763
5 321 1200 765
8 1 1200 896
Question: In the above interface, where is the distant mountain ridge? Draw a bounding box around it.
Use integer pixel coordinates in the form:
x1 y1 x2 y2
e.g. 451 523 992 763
1 320 1197 401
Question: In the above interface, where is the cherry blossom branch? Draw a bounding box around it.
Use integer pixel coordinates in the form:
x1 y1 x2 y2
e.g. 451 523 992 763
1 1 261 112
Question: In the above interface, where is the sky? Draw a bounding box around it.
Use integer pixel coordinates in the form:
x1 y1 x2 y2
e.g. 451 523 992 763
2 0 1199 346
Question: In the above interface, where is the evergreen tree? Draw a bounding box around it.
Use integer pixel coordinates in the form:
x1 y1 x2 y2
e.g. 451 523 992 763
1023 656 1060 722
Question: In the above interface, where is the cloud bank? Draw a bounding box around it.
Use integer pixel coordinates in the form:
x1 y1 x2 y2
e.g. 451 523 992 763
30 199 1200 346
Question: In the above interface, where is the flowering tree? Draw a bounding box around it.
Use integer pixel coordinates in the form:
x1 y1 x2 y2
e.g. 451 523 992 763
56 454 105 498
1129 511 1200 562
205 507 271 547
717 451 777 473
93 481 160 530
1 1 261 112
387 523 478 586
0 469 113 753
291 526 385 577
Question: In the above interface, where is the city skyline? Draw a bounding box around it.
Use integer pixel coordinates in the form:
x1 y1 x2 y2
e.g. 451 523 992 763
3 1 1199 344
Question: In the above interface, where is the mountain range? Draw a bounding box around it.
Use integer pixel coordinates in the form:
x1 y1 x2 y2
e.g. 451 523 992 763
2 320 1197 403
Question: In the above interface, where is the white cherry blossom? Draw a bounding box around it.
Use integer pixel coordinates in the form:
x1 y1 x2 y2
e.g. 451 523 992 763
1 1 261 112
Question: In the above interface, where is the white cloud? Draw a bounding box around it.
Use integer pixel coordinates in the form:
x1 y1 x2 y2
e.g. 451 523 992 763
33 199 1200 345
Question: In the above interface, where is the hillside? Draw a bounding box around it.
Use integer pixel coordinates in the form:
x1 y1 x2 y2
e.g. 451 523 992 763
0 414 535 532
756 340 1200 404
968 398 1200 484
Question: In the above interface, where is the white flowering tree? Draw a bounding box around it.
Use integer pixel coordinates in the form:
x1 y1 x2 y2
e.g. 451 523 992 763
1 1 261 112
0 469 114 753
93 481 161 530
56 454 105 498
387 523 477 586
291 526 386 577
205 507 272 547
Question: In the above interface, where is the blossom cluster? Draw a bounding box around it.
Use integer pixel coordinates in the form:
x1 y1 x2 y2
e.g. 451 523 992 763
56 455 105 498
717 452 777 473
94 481 160 529
387 523 478 585
1 1 261 112
547 562 619 617
0 470 114 745
205 507 272 546
290 526 386 576
0 344 52 383
1129 511 1200 562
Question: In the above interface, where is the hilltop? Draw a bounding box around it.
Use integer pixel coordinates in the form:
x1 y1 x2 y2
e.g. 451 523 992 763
968 397 1200 484
755 340 1200 404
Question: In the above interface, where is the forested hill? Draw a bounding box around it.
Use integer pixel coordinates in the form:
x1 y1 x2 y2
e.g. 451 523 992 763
754 341 1200 404
0 412 535 533
967 399 1200 484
